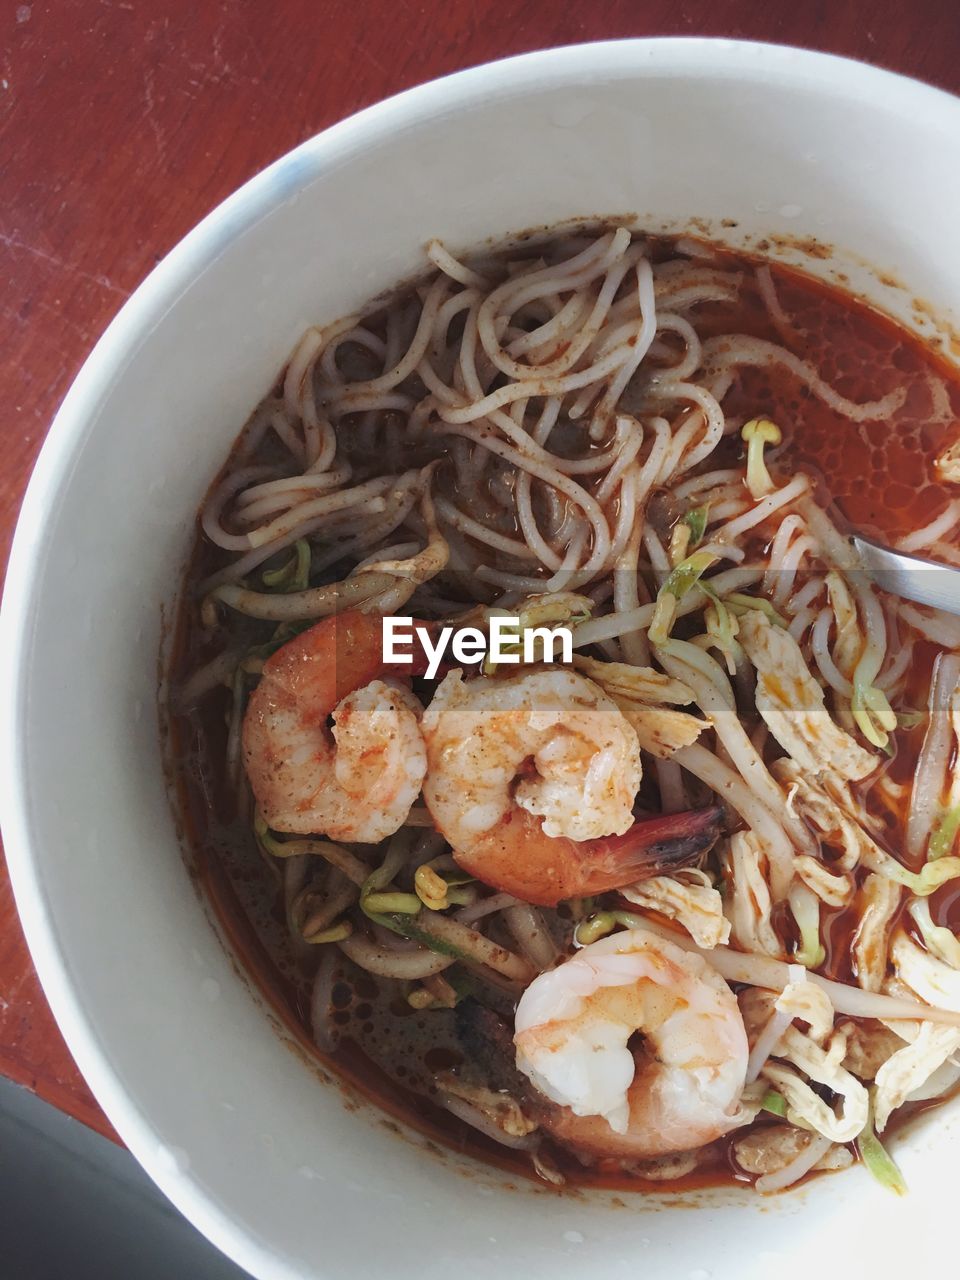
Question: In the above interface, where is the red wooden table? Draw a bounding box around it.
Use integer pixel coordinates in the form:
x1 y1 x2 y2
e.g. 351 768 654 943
2 0 959 1141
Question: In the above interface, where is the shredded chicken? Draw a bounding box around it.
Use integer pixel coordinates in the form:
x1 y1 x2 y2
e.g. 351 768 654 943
874 1022 960 1131
612 701 706 758
777 760 960 895
852 874 902 992
866 932 960 1128
738 611 877 780
620 868 730 948
723 831 782 957
825 572 862 677
739 979 835 1085
795 853 854 906
572 656 695 705
776 979 834 1042
762 1024 869 1142
892 929 960 1009
573 655 705 757
778 761 865 872
733 1125 853 1176
741 986 873 1148
842 1023 906 1081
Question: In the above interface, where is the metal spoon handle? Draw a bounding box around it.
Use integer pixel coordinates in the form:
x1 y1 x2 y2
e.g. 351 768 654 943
852 534 960 616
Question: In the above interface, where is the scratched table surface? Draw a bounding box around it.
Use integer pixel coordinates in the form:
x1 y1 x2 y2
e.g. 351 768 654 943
3 0 960 1143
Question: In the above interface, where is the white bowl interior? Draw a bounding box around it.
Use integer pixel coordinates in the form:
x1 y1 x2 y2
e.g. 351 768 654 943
5 39 960 1280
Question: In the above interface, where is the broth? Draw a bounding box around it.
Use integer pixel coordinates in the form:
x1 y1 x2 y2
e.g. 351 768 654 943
166 229 960 1195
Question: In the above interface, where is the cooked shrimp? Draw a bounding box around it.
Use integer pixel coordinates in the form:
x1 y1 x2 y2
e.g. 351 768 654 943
421 668 722 906
514 928 749 1157
242 610 427 842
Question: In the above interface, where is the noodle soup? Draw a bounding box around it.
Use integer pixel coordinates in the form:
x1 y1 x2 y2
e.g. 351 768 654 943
168 227 960 1196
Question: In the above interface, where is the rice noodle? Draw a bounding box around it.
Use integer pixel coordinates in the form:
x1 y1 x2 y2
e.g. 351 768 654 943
898 500 960 552
173 647 241 707
702 334 907 422
710 474 810 545
426 239 489 289
755 264 801 348
176 224 960 1191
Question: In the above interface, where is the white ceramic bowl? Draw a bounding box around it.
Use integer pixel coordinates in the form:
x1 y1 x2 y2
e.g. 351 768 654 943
4 38 960 1280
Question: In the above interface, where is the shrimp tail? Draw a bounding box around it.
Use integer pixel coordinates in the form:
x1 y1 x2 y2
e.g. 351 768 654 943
453 806 724 907
576 805 725 898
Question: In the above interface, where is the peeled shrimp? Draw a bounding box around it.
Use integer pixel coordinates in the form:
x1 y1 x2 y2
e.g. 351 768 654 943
514 928 749 1158
421 668 721 906
242 610 427 842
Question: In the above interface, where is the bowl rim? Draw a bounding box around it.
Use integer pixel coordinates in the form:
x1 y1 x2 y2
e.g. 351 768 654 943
4 35 960 1279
